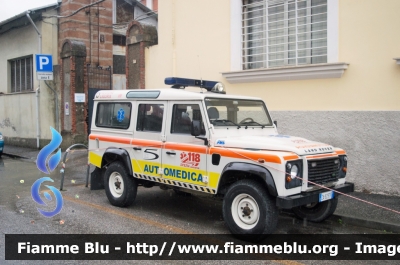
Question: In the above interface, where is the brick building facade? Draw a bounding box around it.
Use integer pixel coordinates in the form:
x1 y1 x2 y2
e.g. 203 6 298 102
58 0 157 145
59 0 113 67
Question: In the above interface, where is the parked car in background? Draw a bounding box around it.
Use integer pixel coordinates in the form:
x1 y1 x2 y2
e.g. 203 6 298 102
0 132 4 158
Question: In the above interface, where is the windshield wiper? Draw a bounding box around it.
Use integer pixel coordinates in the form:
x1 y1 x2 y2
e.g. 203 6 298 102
239 120 267 129
240 121 262 126
211 119 241 128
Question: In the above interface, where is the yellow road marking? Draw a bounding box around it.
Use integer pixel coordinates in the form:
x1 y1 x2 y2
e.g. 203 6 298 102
63 195 192 234
64 195 304 265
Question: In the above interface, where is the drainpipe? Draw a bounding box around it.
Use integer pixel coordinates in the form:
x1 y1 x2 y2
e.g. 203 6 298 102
35 87 40 148
26 11 41 149
45 81 59 132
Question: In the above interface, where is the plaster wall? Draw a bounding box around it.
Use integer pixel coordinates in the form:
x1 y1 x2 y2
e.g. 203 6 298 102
0 23 39 93
145 0 400 111
271 111 400 196
145 0 229 87
0 9 59 144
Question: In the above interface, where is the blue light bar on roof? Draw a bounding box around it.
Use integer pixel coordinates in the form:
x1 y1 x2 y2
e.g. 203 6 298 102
165 77 218 91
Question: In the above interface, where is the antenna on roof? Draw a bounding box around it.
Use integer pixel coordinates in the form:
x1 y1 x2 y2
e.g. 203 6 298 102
197 55 204 93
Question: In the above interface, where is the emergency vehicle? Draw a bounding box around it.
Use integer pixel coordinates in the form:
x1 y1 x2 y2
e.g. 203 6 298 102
88 77 354 240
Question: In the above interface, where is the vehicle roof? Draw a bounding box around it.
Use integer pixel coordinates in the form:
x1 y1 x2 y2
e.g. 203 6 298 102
94 88 263 101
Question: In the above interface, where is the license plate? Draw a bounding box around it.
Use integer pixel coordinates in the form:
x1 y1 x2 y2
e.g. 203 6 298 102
319 191 334 202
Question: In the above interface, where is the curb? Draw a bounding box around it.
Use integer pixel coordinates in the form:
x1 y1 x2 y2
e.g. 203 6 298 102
280 210 400 233
331 214 400 233
2 152 31 160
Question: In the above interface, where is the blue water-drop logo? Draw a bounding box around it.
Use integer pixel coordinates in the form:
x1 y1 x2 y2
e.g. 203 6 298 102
32 127 64 217
31 177 63 218
36 127 62 174
117 108 125 122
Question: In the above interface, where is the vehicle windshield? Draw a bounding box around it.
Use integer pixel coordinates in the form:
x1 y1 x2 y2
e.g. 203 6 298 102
204 98 272 127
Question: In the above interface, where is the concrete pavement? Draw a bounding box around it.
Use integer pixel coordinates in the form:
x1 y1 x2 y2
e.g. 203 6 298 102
2 144 400 233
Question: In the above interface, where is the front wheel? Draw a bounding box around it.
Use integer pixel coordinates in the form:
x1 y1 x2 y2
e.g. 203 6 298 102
104 162 137 207
222 180 278 242
292 197 338 222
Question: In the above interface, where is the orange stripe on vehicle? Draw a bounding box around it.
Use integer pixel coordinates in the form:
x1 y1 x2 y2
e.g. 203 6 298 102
164 143 207 154
90 134 162 148
89 134 131 144
306 153 338 159
210 147 281 164
131 139 163 148
335 150 346 155
283 154 300 161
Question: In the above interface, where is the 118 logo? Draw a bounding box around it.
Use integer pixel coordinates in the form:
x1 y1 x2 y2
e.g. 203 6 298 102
180 152 200 169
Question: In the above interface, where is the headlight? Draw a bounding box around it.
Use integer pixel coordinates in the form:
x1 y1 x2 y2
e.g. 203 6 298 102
290 165 299 178
0 135 3 140
338 155 348 178
285 161 302 189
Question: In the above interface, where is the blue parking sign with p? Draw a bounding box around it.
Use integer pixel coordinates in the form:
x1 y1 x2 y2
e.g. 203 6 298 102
36 54 53 72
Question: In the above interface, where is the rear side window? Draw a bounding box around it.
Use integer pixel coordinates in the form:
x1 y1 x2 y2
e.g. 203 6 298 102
136 104 164 132
95 102 132 129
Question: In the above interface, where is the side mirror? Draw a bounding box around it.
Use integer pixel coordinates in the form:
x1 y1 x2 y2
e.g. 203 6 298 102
191 120 201 136
273 120 277 128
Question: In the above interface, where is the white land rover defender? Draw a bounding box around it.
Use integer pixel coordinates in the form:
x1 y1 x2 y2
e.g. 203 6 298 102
88 77 354 240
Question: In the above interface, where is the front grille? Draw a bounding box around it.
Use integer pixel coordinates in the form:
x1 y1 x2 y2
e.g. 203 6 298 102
307 158 340 187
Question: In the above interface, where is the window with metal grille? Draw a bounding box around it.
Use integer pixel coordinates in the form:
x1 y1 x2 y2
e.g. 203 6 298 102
9 56 33 93
242 0 327 69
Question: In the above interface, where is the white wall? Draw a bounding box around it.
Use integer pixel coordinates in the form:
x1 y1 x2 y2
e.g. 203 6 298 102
0 9 59 144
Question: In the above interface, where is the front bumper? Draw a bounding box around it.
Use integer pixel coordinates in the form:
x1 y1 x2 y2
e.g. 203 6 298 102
276 182 354 209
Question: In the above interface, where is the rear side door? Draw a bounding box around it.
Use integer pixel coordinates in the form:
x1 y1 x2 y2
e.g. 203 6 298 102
162 101 214 194
131 101 167 180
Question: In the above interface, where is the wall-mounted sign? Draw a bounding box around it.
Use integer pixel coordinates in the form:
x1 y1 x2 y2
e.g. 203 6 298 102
35 54 53 80
74 93 86 103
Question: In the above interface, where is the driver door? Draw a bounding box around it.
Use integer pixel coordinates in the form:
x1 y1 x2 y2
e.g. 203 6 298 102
162 102 211 192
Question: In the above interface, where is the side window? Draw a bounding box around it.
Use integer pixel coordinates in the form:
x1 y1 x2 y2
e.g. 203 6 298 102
136 104 164 132
171 104 205 135
95 102 131 129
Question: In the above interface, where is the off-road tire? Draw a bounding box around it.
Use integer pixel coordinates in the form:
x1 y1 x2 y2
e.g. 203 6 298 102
104 162 137 207
222 179 279 242
292 196 338 222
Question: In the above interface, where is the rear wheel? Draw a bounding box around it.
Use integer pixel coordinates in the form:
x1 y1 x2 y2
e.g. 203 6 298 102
222 179 278 242
104 162 137 207
292 197 338 222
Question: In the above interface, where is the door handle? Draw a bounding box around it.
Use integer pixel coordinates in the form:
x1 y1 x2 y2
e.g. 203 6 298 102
133 147 142 151
166 151 176 155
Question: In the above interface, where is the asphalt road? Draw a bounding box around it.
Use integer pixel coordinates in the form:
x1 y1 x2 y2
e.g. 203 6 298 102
0 156 397 265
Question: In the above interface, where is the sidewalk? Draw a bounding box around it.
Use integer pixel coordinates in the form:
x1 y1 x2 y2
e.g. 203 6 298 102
2 144 400 233
334 192 400 233
2 145 41 161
